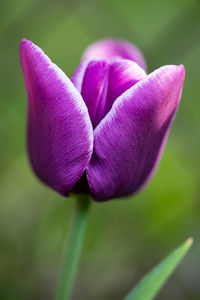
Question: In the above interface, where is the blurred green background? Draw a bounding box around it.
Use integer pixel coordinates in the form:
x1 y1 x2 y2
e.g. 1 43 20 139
0 0 200 299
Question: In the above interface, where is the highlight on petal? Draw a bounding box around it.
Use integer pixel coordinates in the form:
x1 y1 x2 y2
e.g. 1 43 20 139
72 59 146 128
106 59 146 114
20 39 93 196
81 38 147 71
87 65 185 201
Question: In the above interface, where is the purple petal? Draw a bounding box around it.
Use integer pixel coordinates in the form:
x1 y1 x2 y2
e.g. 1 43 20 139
71 60 91 93
106 59 146 115
72 59 146 128
81 38 147 71
78 60 110 128
87 65 185 201
20 39 93 196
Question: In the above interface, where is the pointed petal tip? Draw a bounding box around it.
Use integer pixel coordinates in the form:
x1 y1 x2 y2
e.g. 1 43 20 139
173 64 185 93
20 38 36 60
20 39 43 57
20 38 31 49
179 64 185 80
20 38 27 44
20 38 27 52
21 37 28 42
172 64 185 79
155 64 185 93
175 64 185 75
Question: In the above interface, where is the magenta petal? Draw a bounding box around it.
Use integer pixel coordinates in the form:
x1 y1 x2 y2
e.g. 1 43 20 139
72 59 146 128
106 59 146 115
87 65 185 201
71 60 91 93
79 60 110 128
20 39 93 196
82 38 147 71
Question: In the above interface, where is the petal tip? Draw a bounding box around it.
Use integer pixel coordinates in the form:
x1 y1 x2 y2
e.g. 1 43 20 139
20 38 34 59
179 64 185 79
20 39 41 56
21 37 28 43
20 38 27 52
173 64 185 90
20 38 27 44
20 38 31 49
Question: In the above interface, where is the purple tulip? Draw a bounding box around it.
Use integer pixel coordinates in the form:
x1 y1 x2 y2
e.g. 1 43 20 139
20 38 185 201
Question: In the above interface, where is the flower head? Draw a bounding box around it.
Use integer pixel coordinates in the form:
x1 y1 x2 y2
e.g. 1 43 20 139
20 38 185 201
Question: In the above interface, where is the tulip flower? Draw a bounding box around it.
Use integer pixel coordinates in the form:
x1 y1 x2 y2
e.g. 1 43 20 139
20 38 185 202
20 38 186 300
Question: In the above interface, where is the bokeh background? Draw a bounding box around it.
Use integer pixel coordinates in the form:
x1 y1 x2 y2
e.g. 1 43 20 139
1 0 200 299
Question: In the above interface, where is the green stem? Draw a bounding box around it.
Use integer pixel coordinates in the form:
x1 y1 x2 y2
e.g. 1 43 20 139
55 194 91 300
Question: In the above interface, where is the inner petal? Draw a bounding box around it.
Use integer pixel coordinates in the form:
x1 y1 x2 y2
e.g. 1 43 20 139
106 59 146 114
81 60 109 128
73 59 146 128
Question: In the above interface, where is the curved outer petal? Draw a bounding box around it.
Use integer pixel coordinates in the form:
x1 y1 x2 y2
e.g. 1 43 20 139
72 59 146 128
20 39 93 196
106 59 146 114
81 38 147 71
87 65 185 201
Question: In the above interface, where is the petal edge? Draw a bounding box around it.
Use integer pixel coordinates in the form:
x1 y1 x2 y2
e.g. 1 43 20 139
20 39 93 196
